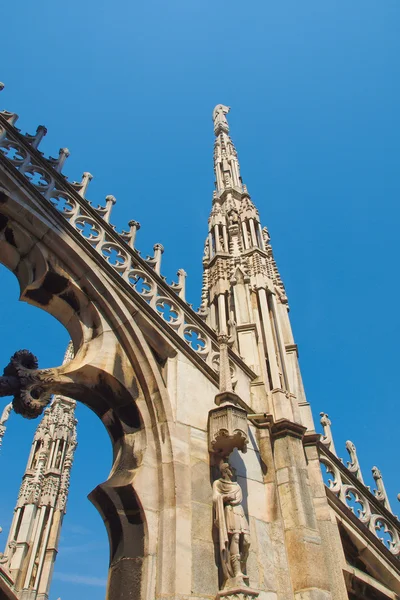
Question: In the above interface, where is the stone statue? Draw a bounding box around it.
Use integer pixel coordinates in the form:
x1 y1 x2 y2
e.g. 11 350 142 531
0 402 13 448
213 104 230 134
0 402 12 426
213 461 250 589
55 448 62 469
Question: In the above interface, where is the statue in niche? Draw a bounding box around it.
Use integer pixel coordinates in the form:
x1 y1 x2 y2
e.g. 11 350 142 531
213 461 250 589
31 441 41 469
228 210 239 226
55 448 62 469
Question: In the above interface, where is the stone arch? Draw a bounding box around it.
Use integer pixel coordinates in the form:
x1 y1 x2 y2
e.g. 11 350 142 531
0 187 180 599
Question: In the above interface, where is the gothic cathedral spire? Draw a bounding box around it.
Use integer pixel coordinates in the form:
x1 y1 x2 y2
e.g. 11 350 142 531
0 344 77 600
201 105 314 431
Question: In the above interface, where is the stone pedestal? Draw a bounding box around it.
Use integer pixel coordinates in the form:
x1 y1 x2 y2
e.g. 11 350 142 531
208 391 249 457
216 585 259 600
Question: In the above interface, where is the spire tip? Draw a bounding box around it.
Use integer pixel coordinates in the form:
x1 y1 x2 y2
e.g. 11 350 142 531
213 104 230 135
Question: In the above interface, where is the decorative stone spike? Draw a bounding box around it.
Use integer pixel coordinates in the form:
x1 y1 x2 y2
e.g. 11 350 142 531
49 147 70 173
57 147 70 172
319 412 337 457
127 220 140 249
345 441 364 483
26 125 48 150
208 335 249 457
177 268 187 300
372 466 392 513
73 171 93 198
171 268 187 300
102 195 116 223
153 243 164 275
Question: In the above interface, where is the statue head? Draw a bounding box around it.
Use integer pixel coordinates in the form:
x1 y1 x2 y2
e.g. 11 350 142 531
220 461 233 480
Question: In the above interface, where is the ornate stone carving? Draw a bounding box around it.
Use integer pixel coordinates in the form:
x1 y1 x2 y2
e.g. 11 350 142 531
372 466 392 513
345 440 365 483
208 336 249 456
213 104 231 135
0 350 52 418
213 461 257 597
319 412 337 456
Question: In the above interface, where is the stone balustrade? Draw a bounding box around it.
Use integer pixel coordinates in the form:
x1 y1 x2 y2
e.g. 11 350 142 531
318 414 399 560
0 110 243 381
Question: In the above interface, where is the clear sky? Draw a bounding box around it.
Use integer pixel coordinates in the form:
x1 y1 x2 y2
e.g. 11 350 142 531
0 1 399 598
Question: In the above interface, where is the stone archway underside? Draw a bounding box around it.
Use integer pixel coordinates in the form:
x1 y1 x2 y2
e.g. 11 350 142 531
0 162 189 600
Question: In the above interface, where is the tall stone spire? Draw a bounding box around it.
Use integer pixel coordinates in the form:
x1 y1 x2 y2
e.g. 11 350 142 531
0 343 77 600
201 106 314 430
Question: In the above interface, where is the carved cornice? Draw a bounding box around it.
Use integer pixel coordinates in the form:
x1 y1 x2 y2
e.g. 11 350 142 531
285 343 298 356
270 418 307 441
303 431 321 447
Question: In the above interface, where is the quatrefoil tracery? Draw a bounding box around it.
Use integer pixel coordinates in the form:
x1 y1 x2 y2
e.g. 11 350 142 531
0 125 224 371
0 142 26 163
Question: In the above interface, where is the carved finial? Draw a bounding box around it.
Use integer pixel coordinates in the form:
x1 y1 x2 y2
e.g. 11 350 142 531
127 220 140 249
176 269 187 301
320 412 337 456
26 125 47 150
101 195 116 223
345 441 364 483
372 466 392 513
213 104 230 135
153 244 164 275
74 172 93 198
218 334 233 394
50 147 70 173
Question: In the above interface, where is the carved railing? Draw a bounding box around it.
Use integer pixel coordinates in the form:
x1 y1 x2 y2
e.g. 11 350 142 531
0 109 247 382
319 413 400 560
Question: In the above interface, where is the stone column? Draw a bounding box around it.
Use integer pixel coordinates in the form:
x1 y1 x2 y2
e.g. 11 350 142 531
208 232 214 259
271 421 332 600
222 224 229 252
258 223 266 251
257 288 281 389
218 294 227 334
241 221 250 250
215 225 221 252
36 510 63 600
249 219 258 247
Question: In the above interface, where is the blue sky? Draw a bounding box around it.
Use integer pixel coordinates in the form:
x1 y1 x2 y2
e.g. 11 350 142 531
1 0 400 597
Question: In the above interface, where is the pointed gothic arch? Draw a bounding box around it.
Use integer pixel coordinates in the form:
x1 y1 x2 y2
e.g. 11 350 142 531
0 180 183 599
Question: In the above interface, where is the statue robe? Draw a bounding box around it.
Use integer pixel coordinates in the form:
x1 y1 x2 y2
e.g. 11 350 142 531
212 477 249 582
